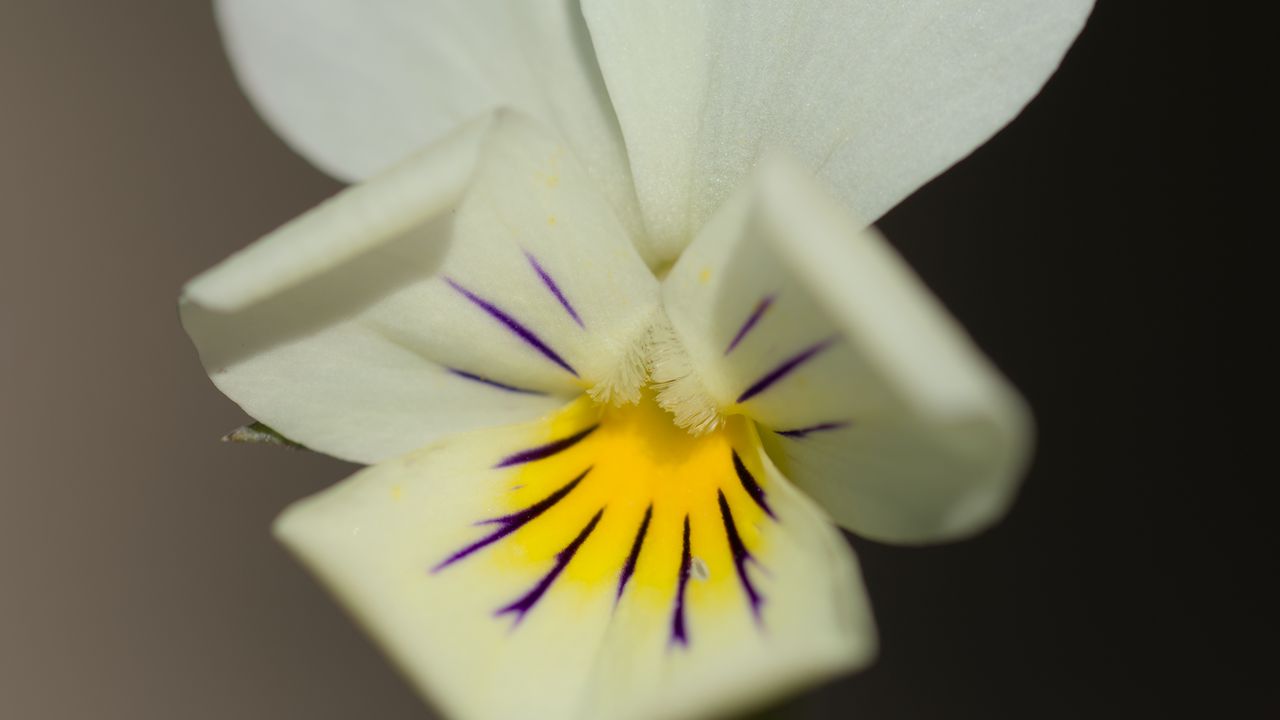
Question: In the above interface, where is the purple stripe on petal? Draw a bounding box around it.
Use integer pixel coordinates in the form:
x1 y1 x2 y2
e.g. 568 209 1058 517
775 421 852 439
616 505 653 602
735 337 837 403
725 295 774 355
445 277 578 376
495 425 597 468
496 508 604 623
718 491 763 620
447 368 546 395
431 467 590 572
732 450 775 520
670 515 693 648
525 252 585 328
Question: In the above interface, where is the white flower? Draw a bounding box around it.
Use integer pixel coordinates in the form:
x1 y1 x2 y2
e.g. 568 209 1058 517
183 2 1091 719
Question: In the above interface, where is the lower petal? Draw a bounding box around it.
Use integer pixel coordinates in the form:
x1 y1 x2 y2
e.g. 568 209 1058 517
275 396 875 720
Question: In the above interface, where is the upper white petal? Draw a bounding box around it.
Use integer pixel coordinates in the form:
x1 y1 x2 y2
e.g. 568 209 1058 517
182 112 659 463
583 0 1093 262
662 156 1033 544
215 0 646 248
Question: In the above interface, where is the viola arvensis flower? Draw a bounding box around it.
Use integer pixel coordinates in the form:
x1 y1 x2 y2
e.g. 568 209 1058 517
183 2 1091 719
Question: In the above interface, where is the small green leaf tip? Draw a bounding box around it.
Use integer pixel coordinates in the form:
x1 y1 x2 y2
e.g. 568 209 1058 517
221 421 306 450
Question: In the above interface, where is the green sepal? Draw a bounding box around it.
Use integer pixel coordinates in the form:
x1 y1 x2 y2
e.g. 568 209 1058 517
221 421 307 450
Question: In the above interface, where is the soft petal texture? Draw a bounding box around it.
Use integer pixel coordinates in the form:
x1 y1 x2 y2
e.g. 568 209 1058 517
662 157 1033 544
275 398 875 720
583 0 1093 262
216 0 647 250
182 112 659 464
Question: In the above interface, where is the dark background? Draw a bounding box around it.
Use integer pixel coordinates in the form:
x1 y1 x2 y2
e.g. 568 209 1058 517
2 2 1241 718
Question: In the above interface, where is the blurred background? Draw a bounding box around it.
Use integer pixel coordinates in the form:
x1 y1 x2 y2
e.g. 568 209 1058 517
1 2 1241 719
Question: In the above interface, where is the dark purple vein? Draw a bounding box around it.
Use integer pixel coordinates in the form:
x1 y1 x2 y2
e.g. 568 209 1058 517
431 467 591 572
447 368 545 395
616 505 653 602
445 277 578 376
495 425 597 468
732 450 776 520
718 491 763 619
670 515 693 648
776 421 851 439
496 508 605 623
725 295 774 355
735 337 837 403
525 252 584 328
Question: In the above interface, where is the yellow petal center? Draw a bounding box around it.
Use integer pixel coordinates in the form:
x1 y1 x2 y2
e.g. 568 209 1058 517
469 390 774 639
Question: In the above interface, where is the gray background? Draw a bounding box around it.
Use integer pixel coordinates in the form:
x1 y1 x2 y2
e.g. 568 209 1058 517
0 3 403 717
2 2 1238 719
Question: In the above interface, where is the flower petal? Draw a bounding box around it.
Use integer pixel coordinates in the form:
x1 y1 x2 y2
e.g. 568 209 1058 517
662 157 1033 544
182 112 659 464
215 0 645 246
275 398 875 720
582 0 1093 262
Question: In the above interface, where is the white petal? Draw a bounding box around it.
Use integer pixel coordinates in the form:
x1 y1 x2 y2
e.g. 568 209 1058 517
583 0 1093 262
662 157 1033 544
182 112 659 463
276 396 875 720
216 0 646 247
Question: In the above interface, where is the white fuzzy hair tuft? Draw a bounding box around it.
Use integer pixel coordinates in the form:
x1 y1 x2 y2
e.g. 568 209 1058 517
645 314 723 435
586 314 652 407
588 309 723 435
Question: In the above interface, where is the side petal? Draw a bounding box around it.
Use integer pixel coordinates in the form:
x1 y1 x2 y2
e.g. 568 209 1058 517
662 157 1033 544
215 0 645 246
583 0 1093 262
182 112 659 464
275 398 875 720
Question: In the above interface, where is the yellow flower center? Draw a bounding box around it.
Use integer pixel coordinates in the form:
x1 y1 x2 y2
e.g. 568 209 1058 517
446 390 775 643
